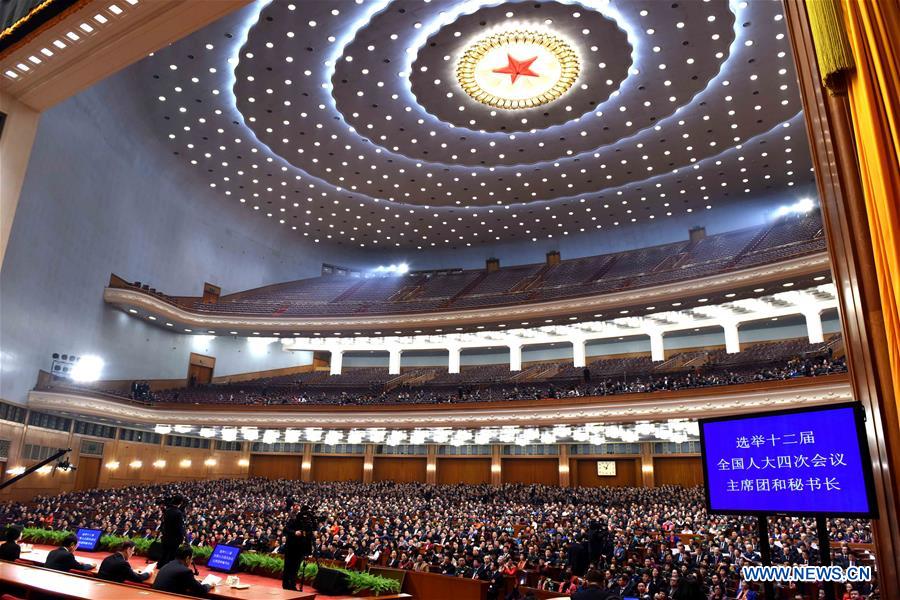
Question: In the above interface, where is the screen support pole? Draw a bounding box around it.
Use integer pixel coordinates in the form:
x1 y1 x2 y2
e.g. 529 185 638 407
756 514 776 599
817 514 836 600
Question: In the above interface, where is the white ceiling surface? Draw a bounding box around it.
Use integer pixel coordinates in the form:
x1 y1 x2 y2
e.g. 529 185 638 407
138 0 813 250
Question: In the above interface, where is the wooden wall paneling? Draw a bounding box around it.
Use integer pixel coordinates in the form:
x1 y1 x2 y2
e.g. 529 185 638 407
436 457 491 485
3 427 76 500
373 457 427 483
248 454 302 480
500 458 558 485
73 456 100 490
570 458 640 487
311 456 364 482
653 457 703 487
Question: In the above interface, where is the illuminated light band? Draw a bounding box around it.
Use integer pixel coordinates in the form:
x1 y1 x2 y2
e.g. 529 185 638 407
457 30 580 110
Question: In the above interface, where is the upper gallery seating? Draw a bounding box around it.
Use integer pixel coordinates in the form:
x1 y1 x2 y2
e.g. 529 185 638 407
113 213 826 317
41 336 845 407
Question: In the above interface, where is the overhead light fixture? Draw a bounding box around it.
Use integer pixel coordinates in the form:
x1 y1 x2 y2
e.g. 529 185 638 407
70 355 104 382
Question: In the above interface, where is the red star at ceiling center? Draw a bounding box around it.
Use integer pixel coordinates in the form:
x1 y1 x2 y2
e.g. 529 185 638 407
492 53 540 84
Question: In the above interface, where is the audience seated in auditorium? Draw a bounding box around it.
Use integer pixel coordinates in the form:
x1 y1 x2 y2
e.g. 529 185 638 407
145 350 846 407
0 479 876 599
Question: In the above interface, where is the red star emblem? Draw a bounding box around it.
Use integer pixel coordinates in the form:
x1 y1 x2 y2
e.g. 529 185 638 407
492 53 540 84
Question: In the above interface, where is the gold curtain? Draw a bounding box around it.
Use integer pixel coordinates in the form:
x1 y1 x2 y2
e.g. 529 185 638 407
840 0 900 416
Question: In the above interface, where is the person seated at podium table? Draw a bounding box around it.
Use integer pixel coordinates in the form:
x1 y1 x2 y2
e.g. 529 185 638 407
98 540 152 584
570 569 607 600
0 526 22 561
45 534 94 572
152 545 210 597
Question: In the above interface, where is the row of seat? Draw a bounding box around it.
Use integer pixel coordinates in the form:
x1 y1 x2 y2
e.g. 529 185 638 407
116 213 825 317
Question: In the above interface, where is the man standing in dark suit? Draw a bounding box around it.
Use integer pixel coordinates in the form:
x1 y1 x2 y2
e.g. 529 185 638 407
44 534 94 572
282 500 314 591
98 540 152 583
152 545 209 597
568 534 590 576
159 494 187 568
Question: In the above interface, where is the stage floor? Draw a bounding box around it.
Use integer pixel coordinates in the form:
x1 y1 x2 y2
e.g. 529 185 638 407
27 544 355 600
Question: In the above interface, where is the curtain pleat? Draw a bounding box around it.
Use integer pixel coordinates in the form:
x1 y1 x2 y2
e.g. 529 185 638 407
839 0 900 420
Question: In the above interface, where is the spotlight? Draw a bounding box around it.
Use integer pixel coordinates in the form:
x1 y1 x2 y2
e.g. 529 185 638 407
70 355 104 382
773 198 815 219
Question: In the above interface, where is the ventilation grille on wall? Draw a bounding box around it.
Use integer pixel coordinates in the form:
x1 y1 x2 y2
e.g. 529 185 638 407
376 445 428 455
79 439 105 457
21 444 62 461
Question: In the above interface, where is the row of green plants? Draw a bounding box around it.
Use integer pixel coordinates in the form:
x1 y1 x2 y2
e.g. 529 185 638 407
20 528 400 595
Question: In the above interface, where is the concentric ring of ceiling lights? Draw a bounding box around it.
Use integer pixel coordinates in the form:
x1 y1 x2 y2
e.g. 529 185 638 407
456 29 580 110
140 0 814 249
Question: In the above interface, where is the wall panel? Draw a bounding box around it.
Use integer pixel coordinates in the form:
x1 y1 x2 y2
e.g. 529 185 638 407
249 454 302 480
501 458 558 485
436 457 491 485
653 456 703 487
373 457 427 483
311 456 364 482
73 457 101 490
570 458 640 487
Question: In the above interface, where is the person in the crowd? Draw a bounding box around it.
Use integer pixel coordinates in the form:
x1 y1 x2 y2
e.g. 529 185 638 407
152 545 209 597
44 534 94 572
97 540 152 583
736 581 759 600
159 494 186 568
572 569 608 600
0 526 22 561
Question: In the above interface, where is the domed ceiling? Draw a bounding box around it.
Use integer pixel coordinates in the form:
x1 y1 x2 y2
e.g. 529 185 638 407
138 0 814 250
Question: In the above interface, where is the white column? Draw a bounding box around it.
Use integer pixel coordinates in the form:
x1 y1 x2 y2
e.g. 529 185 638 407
723 321 741 354
509 343 522 371
649 330 665 362
329 349 343 375
572 338 587 368
388 348 402 375
804 310 824 344
448 346 461 374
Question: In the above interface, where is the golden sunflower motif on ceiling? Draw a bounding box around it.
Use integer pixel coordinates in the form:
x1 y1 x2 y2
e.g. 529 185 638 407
456 29 580 110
